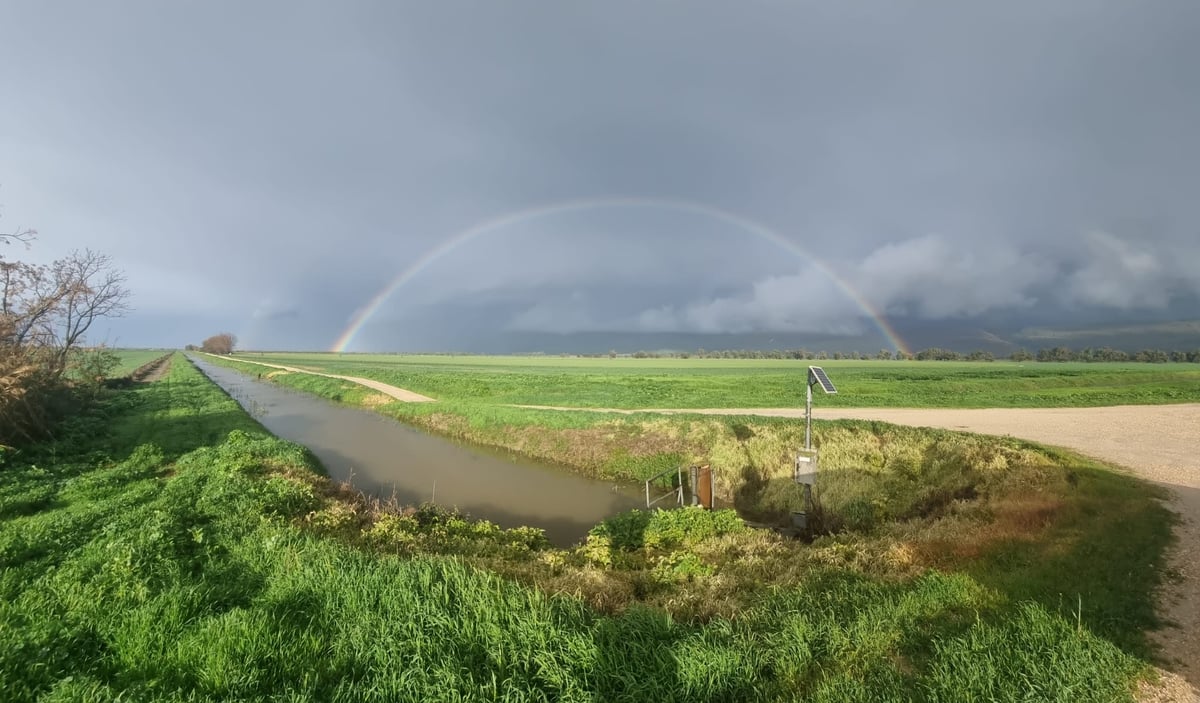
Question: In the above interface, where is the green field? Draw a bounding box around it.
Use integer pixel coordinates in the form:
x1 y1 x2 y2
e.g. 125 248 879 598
0 353 1175 701
113 349 172 377
231 353 1200 408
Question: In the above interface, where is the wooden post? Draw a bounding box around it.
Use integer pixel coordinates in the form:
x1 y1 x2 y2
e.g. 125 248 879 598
697 465 714 509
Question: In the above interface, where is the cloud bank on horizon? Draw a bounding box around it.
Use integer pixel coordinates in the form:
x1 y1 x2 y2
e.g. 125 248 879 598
2 1 1198 351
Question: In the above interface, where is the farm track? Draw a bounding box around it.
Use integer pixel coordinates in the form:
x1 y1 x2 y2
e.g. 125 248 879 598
520 402 1200 700
204 354 436 402
129 353 173 383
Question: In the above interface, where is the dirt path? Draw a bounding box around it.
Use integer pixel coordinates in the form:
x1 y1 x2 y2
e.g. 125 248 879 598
205 355 436 402
518 402 1200 698
130 353 173 383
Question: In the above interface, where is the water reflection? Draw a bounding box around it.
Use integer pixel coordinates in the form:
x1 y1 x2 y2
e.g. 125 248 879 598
189 356 644 545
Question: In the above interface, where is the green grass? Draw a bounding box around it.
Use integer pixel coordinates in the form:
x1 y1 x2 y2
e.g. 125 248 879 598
0 353 1170 701
231 352 1200 408
112 349 173 377
206 355 1183 521
202 353 1178 658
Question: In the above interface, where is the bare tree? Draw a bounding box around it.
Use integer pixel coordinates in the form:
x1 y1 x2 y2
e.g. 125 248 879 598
201 332 237 355
1 227 36 248
1 183 38 249
46 250 130 371
0 246 130 445
1 259 62 347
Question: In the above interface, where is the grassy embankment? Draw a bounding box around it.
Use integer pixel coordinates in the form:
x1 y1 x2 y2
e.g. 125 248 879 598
0 352 1175 700
213 354 1197 523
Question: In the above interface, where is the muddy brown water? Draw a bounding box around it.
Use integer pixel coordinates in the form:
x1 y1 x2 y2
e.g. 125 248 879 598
190 357 644 546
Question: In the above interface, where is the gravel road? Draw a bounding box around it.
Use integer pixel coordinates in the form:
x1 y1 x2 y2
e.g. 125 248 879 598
201 355 436 402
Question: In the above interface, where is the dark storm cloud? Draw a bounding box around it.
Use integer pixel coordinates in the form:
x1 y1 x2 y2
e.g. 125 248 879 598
2 1 1198 350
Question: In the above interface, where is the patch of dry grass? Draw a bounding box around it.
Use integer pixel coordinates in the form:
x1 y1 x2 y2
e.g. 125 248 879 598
359 392 395 408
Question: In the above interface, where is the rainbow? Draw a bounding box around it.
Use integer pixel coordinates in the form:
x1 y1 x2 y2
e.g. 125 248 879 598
330 197 911 356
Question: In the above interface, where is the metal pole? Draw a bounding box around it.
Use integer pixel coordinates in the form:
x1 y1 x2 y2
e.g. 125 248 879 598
805 377 813 450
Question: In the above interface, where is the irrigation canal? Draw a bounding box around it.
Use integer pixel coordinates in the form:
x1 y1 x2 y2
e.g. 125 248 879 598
189 356 645 546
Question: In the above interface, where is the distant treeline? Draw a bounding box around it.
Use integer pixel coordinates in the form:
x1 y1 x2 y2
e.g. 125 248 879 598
570 346 1200 362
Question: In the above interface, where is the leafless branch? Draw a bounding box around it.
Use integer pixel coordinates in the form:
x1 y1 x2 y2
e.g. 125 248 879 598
0 227 37 249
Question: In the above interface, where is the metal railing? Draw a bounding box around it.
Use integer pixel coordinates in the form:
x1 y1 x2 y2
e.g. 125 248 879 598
644 465 685 508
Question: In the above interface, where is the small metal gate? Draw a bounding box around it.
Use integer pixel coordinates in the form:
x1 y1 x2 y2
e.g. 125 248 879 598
644 465 685 508
644 464 714 509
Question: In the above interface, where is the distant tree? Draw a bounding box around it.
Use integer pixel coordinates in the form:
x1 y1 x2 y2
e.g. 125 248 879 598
915 347 961 361
966 349 995 362
876 349 893 360
201 333 237 355
1135 349 1169 363
1036 346 1074 362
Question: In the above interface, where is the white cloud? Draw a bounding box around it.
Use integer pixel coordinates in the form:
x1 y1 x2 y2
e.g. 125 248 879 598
490 229 1200 337
1064 231 1172 309
616 234 1054 334
632 268 864 334
855 235 1050 317
507 292 599 333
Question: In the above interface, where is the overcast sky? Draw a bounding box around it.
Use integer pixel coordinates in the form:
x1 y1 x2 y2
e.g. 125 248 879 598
3 1 1198 351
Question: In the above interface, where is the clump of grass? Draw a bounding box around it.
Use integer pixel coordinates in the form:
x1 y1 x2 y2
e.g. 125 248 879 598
588 507 748 552
924 601 1143 702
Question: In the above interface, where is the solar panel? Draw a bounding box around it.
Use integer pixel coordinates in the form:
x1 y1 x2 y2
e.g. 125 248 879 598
808 366 837 394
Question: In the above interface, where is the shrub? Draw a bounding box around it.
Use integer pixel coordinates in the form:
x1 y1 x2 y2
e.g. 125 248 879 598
588 507 748 553
254 476 319 517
